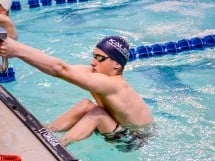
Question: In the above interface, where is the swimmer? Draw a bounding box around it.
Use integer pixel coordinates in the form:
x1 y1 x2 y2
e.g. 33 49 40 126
0 36 153 146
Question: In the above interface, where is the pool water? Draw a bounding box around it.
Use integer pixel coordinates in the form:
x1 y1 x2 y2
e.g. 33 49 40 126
3 0 215 160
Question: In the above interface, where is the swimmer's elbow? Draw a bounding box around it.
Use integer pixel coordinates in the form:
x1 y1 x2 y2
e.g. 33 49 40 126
52 62 67 78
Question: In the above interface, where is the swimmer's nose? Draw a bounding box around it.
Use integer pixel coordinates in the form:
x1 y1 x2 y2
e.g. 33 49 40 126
91 58 97 67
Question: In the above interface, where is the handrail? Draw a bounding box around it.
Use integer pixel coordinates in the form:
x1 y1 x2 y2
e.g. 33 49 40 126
1 57 8 73
0 28 15 83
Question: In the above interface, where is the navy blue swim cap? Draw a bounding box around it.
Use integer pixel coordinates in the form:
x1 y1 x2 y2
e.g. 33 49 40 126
96 36 129 67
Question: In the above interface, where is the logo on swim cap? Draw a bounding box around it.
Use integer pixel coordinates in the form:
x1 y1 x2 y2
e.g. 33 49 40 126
96 36 129 67
106 38 129 60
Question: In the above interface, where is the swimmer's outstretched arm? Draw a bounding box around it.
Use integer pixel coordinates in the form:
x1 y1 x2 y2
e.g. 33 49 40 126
0 38 114 93
0 38 74 76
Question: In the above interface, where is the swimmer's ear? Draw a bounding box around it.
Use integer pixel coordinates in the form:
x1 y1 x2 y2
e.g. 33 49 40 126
113 62 123 74
112 61 121 69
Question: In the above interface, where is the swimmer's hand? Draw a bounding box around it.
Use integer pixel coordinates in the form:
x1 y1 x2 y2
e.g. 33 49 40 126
0 38 19 58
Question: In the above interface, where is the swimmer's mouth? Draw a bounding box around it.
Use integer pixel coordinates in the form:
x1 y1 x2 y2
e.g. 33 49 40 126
92 68 96 72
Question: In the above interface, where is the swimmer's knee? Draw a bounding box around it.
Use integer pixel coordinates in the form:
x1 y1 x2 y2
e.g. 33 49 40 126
80 99 96 113
81 99 93 105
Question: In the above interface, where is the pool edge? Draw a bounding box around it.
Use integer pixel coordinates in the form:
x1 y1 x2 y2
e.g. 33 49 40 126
0 84 79 161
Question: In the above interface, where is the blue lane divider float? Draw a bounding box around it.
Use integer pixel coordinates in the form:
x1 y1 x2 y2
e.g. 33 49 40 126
41 0 52 6
128 34 215 61
0 68 15 83
11 0 89 10
11 0 22 11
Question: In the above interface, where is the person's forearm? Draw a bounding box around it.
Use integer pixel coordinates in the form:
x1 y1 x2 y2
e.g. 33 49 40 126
0 15 17 40
9 39 66 77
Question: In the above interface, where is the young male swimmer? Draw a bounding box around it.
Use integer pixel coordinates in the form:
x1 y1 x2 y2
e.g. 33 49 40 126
0 36 153 146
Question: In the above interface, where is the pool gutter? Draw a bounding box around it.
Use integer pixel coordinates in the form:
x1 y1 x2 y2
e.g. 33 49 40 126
0 85 79 161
